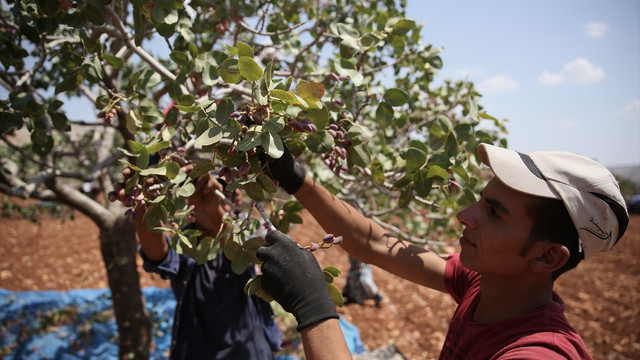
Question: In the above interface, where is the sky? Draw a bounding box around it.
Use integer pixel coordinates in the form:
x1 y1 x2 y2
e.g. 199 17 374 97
406 0 640 167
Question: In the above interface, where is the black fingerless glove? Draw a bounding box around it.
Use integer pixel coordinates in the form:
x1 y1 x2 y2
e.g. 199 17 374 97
256 230 339 331
266 145 306 194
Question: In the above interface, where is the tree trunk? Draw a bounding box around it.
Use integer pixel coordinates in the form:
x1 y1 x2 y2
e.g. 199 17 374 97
100 215 151 359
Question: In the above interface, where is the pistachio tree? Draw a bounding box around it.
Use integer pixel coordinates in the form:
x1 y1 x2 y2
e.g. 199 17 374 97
0 0 506 358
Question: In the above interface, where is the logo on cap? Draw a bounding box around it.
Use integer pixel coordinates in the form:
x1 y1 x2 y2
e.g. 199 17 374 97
580 217 612 243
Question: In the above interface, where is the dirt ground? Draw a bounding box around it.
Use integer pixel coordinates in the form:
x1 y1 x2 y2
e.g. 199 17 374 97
0 205 638 360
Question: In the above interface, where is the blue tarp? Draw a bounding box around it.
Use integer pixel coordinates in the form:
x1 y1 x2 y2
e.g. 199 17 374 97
0 287 365 359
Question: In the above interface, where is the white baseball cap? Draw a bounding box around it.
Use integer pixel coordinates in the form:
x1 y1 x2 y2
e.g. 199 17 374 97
477 143 629 259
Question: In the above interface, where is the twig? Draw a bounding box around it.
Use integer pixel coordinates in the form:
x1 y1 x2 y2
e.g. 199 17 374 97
254 202 276 231
103 7 193 94
238 19 308 36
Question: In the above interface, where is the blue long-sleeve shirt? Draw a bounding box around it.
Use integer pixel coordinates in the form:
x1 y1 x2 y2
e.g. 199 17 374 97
139 240 282 360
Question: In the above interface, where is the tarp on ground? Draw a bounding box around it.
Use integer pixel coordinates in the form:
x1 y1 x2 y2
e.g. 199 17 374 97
0 287 365 359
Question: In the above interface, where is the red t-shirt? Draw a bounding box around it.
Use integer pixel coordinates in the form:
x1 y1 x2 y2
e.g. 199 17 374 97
440 254 592 360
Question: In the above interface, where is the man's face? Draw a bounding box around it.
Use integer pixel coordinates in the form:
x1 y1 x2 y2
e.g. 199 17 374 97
456 177 538 278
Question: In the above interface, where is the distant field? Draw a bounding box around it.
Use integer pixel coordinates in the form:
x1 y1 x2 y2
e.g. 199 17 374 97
610 165 640 186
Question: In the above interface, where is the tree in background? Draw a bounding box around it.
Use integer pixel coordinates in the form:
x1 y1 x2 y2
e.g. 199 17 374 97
0 0 506 358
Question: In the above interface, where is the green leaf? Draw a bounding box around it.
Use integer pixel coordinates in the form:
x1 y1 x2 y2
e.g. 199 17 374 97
237 42 254 58
176 183 196 198
165 161 181 179
215 98 234 125
409 139 429 154
326 283 344 307
237 127 264 151
147 141 171 155
323 265 342 277
244 274 263 296
360 34 381 49
55 72 83 94
133 6 145 46
173 171 188 186
376 102 394 126
126 110 143 134
170 51 190 66
220 58 242 83
414 169 433 197
347 143 371 168
145 204 168 229
427 165 449 180
243 181 265 201
0 112 23 135
238 56 264 82
84 1 106 25
270 89 308 108
398 184 413 208
195 123 241 147
370 158 385 185
256 173 278 193
174 104 200 113
102 54 124 68
332 59 364 86
444 133 459 158
177 94 195 106
392 19 415 36
323 270 335 283
451 165 470 183
263 116 286 133
263 131 284 158
479 112 499 122
283 200 304 212
305 131 333 153
384 88 409 106
460 188 477 207
35 0 59 16
405 147 427 172
305 105 330 130
140 166 167 176
202 63 219 86
136 146 149 169
196 236 219 265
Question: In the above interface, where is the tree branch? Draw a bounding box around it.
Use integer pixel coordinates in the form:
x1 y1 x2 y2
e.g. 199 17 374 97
104 7 193 94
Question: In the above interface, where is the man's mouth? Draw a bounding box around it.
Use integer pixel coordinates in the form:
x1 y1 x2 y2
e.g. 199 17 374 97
459 235 476 248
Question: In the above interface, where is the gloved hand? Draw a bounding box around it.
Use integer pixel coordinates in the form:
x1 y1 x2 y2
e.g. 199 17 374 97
256 230 339 331
265 144 306 194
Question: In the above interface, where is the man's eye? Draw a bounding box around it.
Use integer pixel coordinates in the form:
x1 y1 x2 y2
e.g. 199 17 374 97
489 206 500 218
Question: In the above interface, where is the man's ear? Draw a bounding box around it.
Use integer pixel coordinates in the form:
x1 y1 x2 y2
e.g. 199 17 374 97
530 244 570 274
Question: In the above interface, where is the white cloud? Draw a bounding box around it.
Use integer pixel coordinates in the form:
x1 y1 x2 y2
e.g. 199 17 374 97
453 66 484 79
616 99 640 121
558 118 579 128
477 74 519 94
584 21 609 38
539 58 605 85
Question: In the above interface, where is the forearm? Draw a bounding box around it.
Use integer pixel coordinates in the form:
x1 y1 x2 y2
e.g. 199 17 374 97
295 175 448 291
300 318 352 360
295 175 394 264
135 208 169 263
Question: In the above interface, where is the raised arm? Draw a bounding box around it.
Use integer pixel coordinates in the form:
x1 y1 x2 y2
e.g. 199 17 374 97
268 146 448 292
110 167 227 263
294 175 448 292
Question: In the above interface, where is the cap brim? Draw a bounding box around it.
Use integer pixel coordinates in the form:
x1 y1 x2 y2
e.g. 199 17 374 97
477 144 559 199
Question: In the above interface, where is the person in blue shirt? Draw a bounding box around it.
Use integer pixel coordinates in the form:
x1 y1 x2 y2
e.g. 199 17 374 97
114 169 281 360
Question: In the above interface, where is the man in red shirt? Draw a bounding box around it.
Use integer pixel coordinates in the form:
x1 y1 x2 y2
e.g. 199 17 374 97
256 143 629 359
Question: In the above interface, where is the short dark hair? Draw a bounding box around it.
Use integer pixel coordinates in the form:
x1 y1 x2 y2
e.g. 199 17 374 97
520 197 583 280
